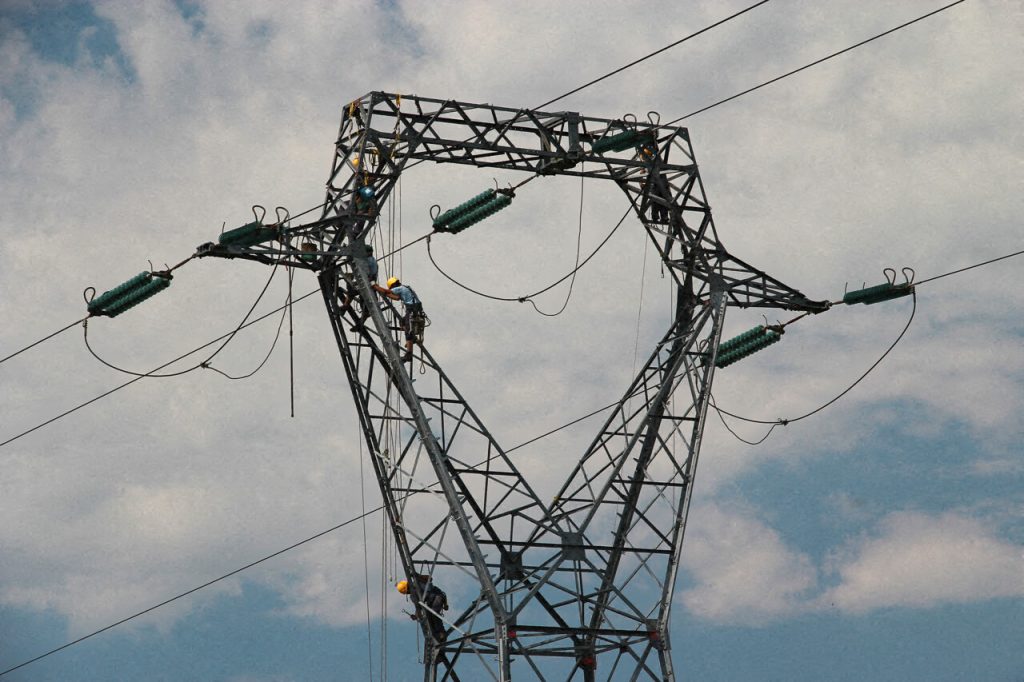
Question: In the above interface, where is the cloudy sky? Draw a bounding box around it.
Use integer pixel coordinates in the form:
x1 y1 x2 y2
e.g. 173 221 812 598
1 1 1021 680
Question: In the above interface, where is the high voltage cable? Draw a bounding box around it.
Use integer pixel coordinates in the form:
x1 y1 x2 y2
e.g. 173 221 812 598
915 248 1024 286
0 384 641 677
426 206 631 306
713 290 917 435
668 0 967 123
711 245 1023 438
0 504 388 679
534 0 771 110
81 262 282 379
401 3 766 175
0 235 426 451
0 316 88 366
0 288 320 450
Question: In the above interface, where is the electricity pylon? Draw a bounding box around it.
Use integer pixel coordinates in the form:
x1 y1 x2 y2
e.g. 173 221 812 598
200 92 829 681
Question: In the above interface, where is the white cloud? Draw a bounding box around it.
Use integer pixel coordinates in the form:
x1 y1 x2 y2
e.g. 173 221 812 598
822 510 1024 613
0 0 1020 651
680 503 818 624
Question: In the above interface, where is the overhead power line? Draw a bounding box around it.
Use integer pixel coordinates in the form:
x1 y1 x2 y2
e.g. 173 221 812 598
535 0 771 110
0 505 386 679
0 316 88 367
669 0 967 122
915 247 1024 286
0 379 644 678
0 288 321 450
713 291 917 439
12 239 1018 670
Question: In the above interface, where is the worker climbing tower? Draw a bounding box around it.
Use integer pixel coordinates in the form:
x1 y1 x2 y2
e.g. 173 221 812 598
199 92 829 681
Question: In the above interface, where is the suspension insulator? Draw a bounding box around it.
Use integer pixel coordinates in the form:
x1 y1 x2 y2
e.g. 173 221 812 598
843 282 915 305
717 325 767 356
592 128 656 154
434 190 513 234
716 328 782 369
88 272 152 314
593 129 639 154
218 221 278 248
89 273 171 317
433 189 497 231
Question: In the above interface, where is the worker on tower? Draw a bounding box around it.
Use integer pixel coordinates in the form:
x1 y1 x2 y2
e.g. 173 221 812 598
373 276 425 363
397 574 449 641
343 244 378 330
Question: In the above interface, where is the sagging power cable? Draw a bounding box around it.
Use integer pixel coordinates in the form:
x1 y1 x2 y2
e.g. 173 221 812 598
0 288 321 451
710 246 1022 443
0 231 430 450
1 256 198 368
713 290 917 442
82 262 282 379
426 206 631 310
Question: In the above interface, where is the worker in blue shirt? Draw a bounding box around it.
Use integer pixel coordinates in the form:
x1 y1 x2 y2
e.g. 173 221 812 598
373 276 425 362
343 245 378 330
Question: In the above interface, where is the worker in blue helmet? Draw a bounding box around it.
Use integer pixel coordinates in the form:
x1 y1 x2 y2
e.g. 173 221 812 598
373 276 425 362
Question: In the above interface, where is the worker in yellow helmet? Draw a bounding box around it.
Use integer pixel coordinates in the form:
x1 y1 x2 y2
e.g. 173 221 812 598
396 574 448 640
373 276 425 363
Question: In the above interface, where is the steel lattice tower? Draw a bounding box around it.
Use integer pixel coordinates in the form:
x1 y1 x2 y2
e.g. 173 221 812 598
200 92 828 681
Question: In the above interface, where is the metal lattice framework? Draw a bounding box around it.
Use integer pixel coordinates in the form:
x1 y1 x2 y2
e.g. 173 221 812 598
199 92 829 681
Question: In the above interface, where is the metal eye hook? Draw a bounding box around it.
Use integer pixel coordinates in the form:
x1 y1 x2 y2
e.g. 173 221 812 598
83 286 97 304
883 267 897 285
252 204 267 225
275 206 290 226
902 267 916 285
429 204 441 221
623 113 638 127
647 111 661 126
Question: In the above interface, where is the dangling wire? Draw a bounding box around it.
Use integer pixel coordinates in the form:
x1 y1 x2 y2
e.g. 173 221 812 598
357 430 374 681
529 164 586 317
631 236 650 380
287 263 296 417
82 261 281 379
712 290 919 439
426 204 631 310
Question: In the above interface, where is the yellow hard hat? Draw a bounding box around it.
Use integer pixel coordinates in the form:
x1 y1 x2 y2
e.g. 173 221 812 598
387 277 400 289
396 580 409 594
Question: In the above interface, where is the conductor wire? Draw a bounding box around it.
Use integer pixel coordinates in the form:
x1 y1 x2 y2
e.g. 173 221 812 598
714 290 917 431
427 206 631 308
82 263 281 379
